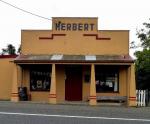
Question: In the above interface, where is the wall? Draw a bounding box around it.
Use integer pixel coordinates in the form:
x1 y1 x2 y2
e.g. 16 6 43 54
30 92 49 102
22 66 49 102
14 64 128 103
21 30 129 55
81 65 128 99
20 65 66 103
21 18 129 55
82 65 90 101
0 58 14 100
119 66 127 96
18 17 131 103
96 66 127 97
56 65 65 103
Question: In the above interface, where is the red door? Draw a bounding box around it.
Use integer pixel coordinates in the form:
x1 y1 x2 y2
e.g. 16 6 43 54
65 66 82 101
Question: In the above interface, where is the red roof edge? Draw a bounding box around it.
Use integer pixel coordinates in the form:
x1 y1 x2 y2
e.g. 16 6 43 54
0 55 18 58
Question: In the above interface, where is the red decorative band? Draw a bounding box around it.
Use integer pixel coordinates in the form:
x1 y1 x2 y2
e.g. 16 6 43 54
89 96 97 99
11 93 19 94
129 97 136 101
49 94 57 98
49 93 56 95
90 95 96 97
0 55 18 58
11 93 19 97
129 97 136 98
129 99 136 101
90 98 96 100
83 34 111 40
39 34 66 40
49 96 57 98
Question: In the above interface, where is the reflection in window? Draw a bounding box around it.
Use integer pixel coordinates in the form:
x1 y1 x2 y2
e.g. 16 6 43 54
30 70 51 91
96 66 119 93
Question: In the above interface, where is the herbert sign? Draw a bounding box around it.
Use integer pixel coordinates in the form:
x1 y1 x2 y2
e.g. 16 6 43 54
54 21 95 31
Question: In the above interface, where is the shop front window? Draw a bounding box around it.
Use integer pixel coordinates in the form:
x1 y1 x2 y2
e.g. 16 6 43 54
95 66 119 93
30 68 51 91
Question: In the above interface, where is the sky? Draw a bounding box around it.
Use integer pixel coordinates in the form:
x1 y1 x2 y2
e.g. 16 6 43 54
0 0 150 57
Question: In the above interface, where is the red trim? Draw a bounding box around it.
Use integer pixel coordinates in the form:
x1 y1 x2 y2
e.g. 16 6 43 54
90 98 97 100
0 55 18 58
39 34 66 40
83 34 111 40
49 94 56 98
11 95 19 97
129 97 136 99
14 59 134 64
49 96 57 98
11 93 19 97
129 99 136 101
90 95 96 97
129 97 136 101
89 96 97 99
11 93 19 94
49 94 56 95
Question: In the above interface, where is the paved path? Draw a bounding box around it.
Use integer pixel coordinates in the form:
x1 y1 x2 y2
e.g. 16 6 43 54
0 101 150 124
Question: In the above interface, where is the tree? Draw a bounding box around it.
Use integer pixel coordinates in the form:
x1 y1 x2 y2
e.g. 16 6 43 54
1 44 16 55
17 45 21 54
134 19 150 89
136 20 150 49
135 49 150 89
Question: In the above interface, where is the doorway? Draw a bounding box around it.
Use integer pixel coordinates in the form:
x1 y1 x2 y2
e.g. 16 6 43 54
65 65 82 101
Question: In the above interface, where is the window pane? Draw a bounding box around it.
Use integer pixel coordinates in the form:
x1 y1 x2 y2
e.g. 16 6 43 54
30 66 51 91
95 66 119 93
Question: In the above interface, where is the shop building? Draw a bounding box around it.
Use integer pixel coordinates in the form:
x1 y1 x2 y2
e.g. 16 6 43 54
0 17 136 106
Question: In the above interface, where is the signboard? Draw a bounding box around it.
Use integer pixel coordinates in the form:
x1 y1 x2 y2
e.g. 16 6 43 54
52 17 97 31
54 21 95 31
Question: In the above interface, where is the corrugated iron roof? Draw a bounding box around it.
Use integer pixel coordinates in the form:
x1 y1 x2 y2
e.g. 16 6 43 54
51 54 63 60
14 54 134 63
85 55 96 60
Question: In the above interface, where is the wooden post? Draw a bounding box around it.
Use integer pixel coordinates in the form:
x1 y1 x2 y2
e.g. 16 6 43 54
11 64 21 102
49 64 57 104
128 64 136 106
89 64 97 105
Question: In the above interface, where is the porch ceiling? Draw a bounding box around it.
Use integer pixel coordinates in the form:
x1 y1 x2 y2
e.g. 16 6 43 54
13 54 134 64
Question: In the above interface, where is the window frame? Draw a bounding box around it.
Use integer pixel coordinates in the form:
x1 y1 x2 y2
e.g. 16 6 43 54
95 66 119 93
30 66 51 92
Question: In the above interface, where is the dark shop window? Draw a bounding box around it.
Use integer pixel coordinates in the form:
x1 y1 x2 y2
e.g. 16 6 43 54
96 67 119 93
84 74 90 83
30 69 51 91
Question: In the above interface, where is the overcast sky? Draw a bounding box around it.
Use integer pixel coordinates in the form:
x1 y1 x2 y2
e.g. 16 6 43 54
0 0 150 56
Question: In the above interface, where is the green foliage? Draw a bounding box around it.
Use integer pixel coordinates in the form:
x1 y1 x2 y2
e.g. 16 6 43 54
17 45 21 54
135 49 150 89
135 19 150 89
136 19 150 49
1 44 16 55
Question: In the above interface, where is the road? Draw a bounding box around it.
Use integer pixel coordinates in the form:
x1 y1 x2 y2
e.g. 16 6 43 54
0 101 150 124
